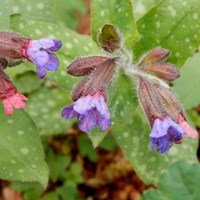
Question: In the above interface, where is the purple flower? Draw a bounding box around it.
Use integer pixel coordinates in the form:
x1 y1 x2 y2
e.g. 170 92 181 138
61 91 111 132
150 117 185 154
23 38 62 78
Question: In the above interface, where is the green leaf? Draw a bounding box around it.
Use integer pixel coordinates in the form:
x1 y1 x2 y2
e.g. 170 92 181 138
91 0 139 51
142 161 200 200
10 14 99 90
133 0 200 66
0 0 11 31
13 71 43 94
42 192 59 200
26 87 73 136
46 149 71 181
99 135 118 151
0 106 48 188
174 53 200 110
61 162 83 184
78 135 98 162
51 0 86 29
12 182 44 200
132 0 162 20
57 182 83 200
12 0 86 29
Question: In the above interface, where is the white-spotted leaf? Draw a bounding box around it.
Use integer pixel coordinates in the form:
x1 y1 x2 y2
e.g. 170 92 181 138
133 0 200 67
0 106 48 188
91 0 139 51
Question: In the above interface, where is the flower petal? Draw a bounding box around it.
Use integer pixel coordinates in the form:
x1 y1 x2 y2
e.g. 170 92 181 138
98 115 111 131
74 95 95 114
78 109 98 132
36 66 47 78
151 134 173 154
49 40 62 51
30 50 49 67
178 114 198 138
61 105 78 119
43 53 59 71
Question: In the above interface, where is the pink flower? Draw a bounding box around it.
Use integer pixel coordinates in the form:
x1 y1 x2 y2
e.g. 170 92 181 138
0 70 28 115
178 114 198 138
2 92 28 115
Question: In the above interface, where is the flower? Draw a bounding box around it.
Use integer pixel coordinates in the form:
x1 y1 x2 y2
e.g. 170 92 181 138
178 114 198 138
61 91 111 132
150 117 185 154
1 92 27 115
0 70 27 115
22 38 62 78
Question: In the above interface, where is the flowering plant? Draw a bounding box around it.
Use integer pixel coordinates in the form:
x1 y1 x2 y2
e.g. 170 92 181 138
0 0 200 199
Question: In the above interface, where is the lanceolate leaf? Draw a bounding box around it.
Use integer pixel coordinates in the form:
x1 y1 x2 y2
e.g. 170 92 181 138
142 161 200 199
0 106 48 188
10 14 99 90
133 0 200 67
174 53 200 110
91 0 139 51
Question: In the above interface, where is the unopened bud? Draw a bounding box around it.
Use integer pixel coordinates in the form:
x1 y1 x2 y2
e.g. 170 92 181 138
67 56 112 76
0 32 26 67
140 63 180 81
72 57 117 101
138 77 183 126
98 24 121 52
139 48 170 66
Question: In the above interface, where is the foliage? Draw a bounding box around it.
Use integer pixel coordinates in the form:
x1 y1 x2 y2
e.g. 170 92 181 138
142 161 200 200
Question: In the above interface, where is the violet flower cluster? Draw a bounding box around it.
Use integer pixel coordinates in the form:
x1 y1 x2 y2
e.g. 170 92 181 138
59 31 198 154
137 48 198 153
61 56 118 132
0 32 61 114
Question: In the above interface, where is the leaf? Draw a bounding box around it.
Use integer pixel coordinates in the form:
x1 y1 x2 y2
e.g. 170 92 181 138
132 0 162 20
78 135 98 162
142 161 200 200
91 0 139 51
174 53 200 110
10 14 99 90
0 0 11 31
13 71 43 93
133 0 200 67
109 72 198 184
57 182 83 200
12 0 86 29
0 106 48 188
51 0 86 29
46 149 71 181
26 87 74 136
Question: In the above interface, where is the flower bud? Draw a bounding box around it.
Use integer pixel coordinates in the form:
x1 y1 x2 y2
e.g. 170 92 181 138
139 47 170 66
72 57 117 101
138 77 198 153
0 69 27 115
138 77 182 126
0 32 25 67
98 24 121 52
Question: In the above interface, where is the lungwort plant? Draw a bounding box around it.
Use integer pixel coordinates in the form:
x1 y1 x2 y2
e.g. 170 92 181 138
0 0 200 199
